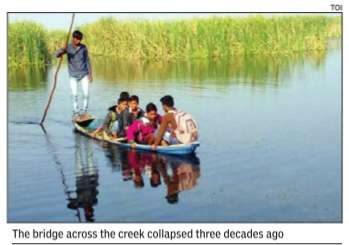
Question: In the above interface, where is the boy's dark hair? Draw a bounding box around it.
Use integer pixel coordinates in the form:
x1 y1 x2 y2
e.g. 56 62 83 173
146 102 157 113
129 95 139 104
118 97 128 104
72 30 83 40
160 95 174 107
119 91 130 100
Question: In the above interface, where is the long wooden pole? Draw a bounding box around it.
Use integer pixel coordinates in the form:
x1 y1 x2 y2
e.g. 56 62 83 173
40 13 75 125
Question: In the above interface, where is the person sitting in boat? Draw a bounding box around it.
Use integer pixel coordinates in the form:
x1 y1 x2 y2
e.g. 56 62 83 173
127 95 145 125
90 97 128 139
126 102 161 146
152 95 199 149
119 91 130 132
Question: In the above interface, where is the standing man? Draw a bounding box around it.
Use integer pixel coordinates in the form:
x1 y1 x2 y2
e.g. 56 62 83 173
56 30 93 121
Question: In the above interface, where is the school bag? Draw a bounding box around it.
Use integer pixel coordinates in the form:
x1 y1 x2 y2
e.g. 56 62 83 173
173 110 199 144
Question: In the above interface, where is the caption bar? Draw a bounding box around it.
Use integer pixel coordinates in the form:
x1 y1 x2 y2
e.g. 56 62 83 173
13 228 284 242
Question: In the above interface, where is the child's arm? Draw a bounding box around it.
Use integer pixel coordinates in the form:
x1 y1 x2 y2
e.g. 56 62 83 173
127 121 139 143
90 112 111 136
90 126 102 137
153 114 170 146
122 110 130 132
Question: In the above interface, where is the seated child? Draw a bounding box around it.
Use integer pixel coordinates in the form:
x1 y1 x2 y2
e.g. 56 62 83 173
128 95 145 124
153 95 199 148
126 102 161 145
91 96 128 138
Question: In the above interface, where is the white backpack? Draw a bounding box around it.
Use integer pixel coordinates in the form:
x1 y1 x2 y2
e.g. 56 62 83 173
172 110 199 144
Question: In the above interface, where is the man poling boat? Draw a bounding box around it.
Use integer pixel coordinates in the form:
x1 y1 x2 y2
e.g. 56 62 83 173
36 14 200 155
56 30 93 122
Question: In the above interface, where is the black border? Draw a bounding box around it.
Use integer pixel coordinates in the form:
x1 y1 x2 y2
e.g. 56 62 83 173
7 11 344 224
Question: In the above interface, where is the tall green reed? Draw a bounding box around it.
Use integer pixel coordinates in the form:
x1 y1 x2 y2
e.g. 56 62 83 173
9 15 341 67
9 21 49 67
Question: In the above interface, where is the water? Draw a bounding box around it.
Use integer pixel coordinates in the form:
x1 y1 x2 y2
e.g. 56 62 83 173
8 41 341 222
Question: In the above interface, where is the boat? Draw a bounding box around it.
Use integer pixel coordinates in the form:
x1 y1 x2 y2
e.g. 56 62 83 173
74 118 200 155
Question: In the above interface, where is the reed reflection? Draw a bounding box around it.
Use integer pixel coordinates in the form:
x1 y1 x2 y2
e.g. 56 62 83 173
8 66 48 91
93 52 327 87
8 49 329 92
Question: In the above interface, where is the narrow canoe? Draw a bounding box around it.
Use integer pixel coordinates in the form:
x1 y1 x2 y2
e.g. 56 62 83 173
74 118 200 155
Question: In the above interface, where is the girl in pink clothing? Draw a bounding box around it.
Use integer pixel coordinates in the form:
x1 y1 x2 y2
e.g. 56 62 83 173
127 103 161 145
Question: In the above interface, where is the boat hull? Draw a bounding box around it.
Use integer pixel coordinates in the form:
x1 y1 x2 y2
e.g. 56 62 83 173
74 118 200 155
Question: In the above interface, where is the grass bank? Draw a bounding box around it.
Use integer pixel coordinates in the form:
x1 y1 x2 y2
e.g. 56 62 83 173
80 15 341 60
8 21 50 67
9 15 341 67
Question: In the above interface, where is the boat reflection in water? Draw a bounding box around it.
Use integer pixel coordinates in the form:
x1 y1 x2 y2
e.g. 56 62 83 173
158 153 200 204
111 147 201 204
67 133 99 222
67 133 200 221
103 136 201 204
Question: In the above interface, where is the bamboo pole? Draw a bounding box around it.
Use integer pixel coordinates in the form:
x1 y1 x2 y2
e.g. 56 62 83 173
40 13 75 125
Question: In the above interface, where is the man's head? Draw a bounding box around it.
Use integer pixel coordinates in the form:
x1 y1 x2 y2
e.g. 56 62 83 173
72 30 83 46
129 95 139 111
117 97 128 112
119 91 130 101
146 102 158 121
166 193 179 204
166 179 179 204
160 95 174 112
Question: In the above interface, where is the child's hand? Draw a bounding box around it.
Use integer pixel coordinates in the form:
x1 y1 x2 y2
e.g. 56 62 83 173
90 131 97 138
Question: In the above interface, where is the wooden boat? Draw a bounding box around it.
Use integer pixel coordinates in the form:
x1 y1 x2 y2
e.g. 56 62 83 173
74 118 200 155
